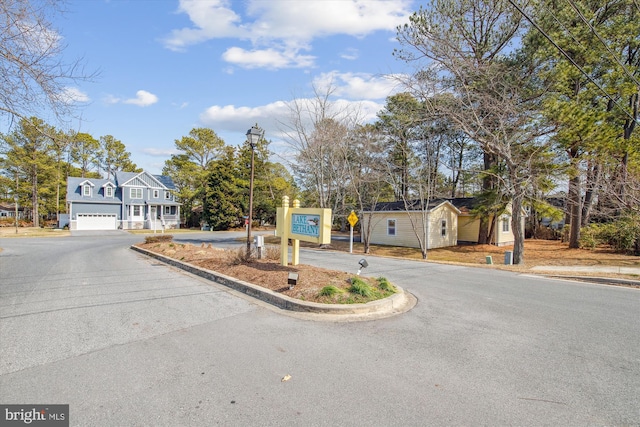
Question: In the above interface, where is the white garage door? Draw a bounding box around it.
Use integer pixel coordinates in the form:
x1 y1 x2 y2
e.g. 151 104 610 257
77 214 117 230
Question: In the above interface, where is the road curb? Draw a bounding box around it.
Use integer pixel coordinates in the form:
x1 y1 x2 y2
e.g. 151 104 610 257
131 245 415 317
544 275 640 288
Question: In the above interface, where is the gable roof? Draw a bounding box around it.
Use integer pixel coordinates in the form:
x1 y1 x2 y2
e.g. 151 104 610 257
364 199 461 214
153 174 176 190
446 197 480 214
66 171 177 203
66 177 121 203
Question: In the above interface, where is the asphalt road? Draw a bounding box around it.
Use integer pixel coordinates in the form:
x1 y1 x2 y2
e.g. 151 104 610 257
1 231 638 426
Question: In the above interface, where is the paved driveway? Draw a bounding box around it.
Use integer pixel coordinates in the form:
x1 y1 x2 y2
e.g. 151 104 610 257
1 232 639 426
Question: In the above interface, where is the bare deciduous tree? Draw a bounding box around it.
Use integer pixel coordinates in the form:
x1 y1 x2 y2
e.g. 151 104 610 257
0 0 92 127
279 82 366 224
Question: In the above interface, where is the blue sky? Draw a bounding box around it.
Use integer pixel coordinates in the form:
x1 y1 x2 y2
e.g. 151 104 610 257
52 0 418 174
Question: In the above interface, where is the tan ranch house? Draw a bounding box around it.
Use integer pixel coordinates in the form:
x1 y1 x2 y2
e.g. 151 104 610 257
361 198 525 249
449 198 525 246
361 199 461 249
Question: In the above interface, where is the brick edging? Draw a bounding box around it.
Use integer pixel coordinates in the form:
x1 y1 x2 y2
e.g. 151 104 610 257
131 245 410 315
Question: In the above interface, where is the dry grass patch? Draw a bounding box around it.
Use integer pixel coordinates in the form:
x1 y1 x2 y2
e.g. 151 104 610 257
136 241 395 303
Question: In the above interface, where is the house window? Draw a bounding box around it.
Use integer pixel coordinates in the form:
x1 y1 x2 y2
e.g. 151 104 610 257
441 219 447 237
165 191 171 200
83 184 91 197
502 217 510 232
132 205 142 218
105 186 113 198
387 219 396 236
130 188 143 199
165 206 176 215
153 189 159 198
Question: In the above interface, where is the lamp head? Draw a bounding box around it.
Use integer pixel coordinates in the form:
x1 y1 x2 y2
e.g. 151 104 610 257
246 125 263 148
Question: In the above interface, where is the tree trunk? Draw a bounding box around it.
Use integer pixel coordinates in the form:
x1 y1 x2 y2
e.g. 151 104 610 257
478 152 497 244
478 216 490 244
31 164 39 228
582 161 600 226
568 173 582 248
511 195 525 264
487 215 496 245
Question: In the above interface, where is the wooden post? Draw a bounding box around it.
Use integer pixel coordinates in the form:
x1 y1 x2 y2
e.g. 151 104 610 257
292 199 300 266
280 196 289 266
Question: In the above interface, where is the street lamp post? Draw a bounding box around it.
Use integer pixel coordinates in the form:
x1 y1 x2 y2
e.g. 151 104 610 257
14 171 18 234
246 125 264 257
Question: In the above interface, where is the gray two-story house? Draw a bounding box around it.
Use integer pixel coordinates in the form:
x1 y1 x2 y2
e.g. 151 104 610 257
66 171 180 230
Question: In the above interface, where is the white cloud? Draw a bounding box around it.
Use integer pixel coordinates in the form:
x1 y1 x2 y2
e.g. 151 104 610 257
55 87 90 104
340 48 359 61
222 46 315 69
104 95 121 105
247 0 411 40
199 101 289 135
312 71 406 100
163 0 243 51
163 0 413 69
198 97 384 144
123 90 159 107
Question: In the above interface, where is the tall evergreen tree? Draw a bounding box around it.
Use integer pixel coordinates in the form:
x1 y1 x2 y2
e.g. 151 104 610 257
164 127 225 226
203 146 241 230
70 132 101 178
99 135 140 179
524 0 639 246
0 117 56 226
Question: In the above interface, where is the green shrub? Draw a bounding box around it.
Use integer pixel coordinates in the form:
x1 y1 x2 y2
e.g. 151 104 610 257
144 234 173 244
349 277 373 297
579 224 600 249
580 213 640 253
319 285 344 297
377 277 396 293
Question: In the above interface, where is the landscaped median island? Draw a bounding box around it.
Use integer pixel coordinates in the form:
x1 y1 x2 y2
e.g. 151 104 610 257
132 235 412 316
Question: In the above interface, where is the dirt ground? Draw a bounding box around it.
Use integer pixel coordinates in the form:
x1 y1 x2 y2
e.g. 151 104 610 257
136 241 392 303
137 237 640 302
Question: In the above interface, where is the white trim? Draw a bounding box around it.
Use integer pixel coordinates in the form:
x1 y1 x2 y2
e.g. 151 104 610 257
119 171 166 189
502 216 510 232
130 204 144 220
387 218 397 236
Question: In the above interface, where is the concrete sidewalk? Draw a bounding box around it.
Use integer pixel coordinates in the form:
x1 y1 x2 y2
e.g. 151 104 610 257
531 265 640 275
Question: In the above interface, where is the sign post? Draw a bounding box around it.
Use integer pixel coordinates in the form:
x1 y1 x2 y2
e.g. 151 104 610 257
347 210 358 253
276 196 332 266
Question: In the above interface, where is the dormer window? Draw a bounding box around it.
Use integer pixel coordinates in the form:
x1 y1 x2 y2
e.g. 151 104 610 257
83 184 91 197
105 186 114 198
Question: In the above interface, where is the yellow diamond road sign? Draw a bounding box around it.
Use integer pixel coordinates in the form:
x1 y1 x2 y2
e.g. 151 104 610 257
347 211 358 227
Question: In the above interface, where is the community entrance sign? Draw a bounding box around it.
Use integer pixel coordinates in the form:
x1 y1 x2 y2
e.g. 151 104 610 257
276 196 331 266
